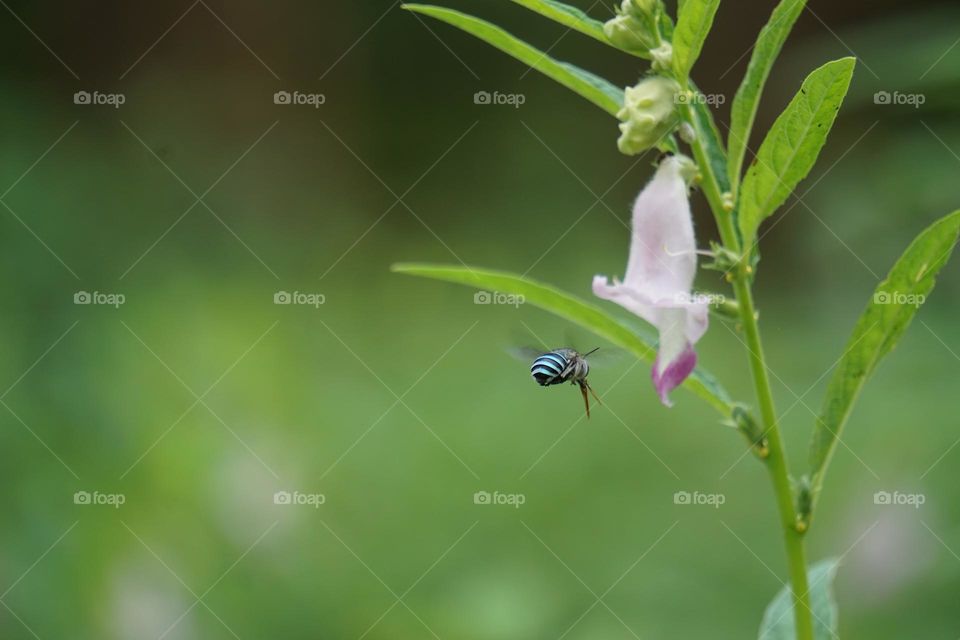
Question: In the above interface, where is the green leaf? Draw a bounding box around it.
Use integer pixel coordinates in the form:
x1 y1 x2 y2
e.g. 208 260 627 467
689 82 730 193
758 559 840 639
672 0 721 80
738 57 855 247
507 0 607 43
728 0 807 193
403 4 623 117
809 210 960 493
392 263 736 416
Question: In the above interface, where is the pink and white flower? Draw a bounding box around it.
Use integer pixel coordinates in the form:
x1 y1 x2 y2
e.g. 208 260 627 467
593 155 708 406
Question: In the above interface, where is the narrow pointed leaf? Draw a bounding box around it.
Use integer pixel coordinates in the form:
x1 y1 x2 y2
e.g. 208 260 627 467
758 559 840 639
392 263 736 416
690 82 730 192
404 4 623 116
507 0 606 43
738 57 855 247
728 0 807 192
809 210 960 496
673 0 721 80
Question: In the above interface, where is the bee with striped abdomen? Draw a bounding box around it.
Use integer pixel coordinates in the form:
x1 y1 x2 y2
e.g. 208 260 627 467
529 347 602 418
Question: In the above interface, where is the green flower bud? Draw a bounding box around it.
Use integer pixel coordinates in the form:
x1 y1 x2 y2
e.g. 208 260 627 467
616 76 681 155
626 0 658 17
604 0 664 55
603 13 656 54
729 404 768 458
650 42 673 72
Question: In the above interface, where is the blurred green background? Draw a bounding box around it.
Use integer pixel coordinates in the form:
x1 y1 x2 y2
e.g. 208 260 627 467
1 1 959 638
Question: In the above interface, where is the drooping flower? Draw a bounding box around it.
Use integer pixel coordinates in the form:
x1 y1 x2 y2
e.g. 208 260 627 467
592 155 708 406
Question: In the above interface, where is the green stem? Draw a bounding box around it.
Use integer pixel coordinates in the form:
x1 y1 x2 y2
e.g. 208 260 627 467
732 275 814 640
682 102 815 640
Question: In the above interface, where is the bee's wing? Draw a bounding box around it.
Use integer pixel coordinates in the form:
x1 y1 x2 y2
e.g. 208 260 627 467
583 347 629 367
507 346 547 362
561 328 629 367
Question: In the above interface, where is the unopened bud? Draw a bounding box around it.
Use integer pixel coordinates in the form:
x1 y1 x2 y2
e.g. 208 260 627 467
604 0 663 55
721 191 735 212
795 476 813 524
603 13 656 54
732 405 765 449
650 42 673 72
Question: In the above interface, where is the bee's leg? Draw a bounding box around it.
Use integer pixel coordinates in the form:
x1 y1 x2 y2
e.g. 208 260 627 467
585 380 603 405
578 381 591 419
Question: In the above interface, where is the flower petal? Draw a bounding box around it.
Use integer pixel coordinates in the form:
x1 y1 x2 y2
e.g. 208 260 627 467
651 341 697 407
652 307 695 406
592 275 709 345
592 155 709 406
622 156 698 301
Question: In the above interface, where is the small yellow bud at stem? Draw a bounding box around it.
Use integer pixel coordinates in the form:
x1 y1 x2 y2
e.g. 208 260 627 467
721 191 734 212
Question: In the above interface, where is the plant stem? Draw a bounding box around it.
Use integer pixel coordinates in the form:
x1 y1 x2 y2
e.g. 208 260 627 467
731 275 815 640
682 103 815 640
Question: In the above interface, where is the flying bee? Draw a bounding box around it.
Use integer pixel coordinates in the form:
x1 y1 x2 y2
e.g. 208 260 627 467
528 347 603 419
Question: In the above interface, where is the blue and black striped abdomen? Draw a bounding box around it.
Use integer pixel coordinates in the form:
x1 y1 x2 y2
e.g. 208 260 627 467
531 351 569 386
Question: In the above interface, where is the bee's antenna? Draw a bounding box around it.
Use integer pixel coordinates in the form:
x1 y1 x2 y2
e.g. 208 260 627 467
583 347 600 357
